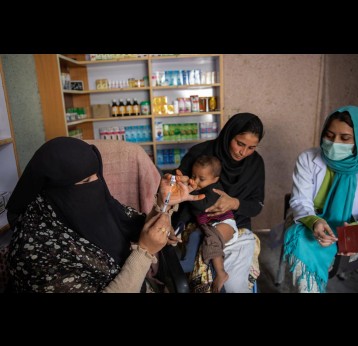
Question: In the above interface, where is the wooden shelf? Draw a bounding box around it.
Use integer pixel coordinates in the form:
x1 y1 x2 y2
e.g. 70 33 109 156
155 139 206 145
63 87 150 94
36 54 224 167
67 119 93 126
67 115 153 126
80 57 149 65
57 54 85 67
135 141 153 146
63 90 85 94
154 111 221 118
58 54 153 66
67 113 219 126
150 54 220 60
89 87 150 93
152 84 220 90
0 138 13 146
91 115 152 121
58 54 221 65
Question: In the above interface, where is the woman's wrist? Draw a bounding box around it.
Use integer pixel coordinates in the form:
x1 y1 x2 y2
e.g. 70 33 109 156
153 193 178 216
153 193 167 212
232 197 240 210
131 244 158 263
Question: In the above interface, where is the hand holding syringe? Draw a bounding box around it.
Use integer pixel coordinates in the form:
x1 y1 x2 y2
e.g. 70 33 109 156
158 173 205 210
161 175 176 212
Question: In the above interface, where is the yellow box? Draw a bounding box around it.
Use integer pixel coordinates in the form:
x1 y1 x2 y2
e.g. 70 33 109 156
95 79 108 89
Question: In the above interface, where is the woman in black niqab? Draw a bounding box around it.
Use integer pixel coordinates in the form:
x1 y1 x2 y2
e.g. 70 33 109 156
7 137 142 266
6 137 204 293
5 137 161 292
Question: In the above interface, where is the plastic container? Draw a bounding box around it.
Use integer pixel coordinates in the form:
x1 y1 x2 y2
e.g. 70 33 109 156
140 101 150 115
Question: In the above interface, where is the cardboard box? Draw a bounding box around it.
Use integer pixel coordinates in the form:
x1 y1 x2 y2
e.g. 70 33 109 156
95 79 108 89
91 104 111 118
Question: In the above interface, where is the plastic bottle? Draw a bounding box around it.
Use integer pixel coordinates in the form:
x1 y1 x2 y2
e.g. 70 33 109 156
140 101 150 115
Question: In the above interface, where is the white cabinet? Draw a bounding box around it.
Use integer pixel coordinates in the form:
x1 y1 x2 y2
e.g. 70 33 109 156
0 57 19 233
35 54 224 169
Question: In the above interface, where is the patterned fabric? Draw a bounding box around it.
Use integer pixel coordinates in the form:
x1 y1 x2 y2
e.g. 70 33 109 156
248 233 261 291
0 246 9 293
196 210 235 225
189 228 260 293
7 195 144 293
189 247 213 293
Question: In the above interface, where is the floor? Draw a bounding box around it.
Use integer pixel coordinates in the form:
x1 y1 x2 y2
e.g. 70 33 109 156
255 227 358 293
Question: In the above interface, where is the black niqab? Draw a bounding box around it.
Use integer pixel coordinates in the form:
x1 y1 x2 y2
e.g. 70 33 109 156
6 137 142 265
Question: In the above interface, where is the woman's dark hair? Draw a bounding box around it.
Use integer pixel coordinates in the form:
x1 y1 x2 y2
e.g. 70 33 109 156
239 115 264 141
322 110 356 154
323 111 353 133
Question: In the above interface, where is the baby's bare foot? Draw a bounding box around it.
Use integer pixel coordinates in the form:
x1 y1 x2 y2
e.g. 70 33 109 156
212 271 229 293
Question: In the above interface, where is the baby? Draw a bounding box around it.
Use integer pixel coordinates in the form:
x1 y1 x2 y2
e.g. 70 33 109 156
187 155 238 292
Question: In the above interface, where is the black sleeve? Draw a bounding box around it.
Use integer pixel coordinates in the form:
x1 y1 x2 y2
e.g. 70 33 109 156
236 157 265 218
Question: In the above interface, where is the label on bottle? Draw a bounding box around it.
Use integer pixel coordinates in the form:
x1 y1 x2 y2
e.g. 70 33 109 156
133 105 140 115
112 106 118 117
126 105 132 114
140 102 150 115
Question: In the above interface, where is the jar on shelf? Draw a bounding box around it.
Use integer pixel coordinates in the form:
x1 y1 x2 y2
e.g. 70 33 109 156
140 101 150 115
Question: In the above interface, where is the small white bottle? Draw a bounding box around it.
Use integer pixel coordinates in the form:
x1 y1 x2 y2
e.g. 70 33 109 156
173 100 179 114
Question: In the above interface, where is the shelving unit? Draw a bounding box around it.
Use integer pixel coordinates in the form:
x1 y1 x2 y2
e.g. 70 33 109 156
0 57 20 234
34 54 224 169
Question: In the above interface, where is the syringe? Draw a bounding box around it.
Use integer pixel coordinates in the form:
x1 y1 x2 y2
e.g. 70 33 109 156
162 175 176 212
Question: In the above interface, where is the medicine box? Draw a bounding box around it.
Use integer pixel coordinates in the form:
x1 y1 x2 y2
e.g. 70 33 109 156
91 104 111 118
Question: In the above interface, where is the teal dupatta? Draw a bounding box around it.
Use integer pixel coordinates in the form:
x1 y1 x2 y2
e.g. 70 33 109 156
284 105 358 292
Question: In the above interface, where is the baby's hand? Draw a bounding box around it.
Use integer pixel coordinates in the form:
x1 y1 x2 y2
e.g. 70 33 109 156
159 173 205 206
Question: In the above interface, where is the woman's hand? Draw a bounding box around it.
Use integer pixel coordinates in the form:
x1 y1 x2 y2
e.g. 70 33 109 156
205 189 240 217
138 212 171 255
157 171 205 207
166 226 182 246
313 219 338 247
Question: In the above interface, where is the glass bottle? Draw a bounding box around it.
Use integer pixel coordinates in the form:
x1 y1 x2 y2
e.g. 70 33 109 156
118 99 125 117
111 99 118 117
133 98 140 116
125 98 132 116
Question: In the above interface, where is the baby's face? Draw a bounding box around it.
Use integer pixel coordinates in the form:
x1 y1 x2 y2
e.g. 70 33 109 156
191 165 219 190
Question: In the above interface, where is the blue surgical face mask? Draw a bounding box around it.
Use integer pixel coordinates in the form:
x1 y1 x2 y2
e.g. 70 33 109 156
321 138 355 161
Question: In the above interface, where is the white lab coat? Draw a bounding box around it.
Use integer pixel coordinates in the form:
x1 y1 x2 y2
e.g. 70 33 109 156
290 147 358 223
